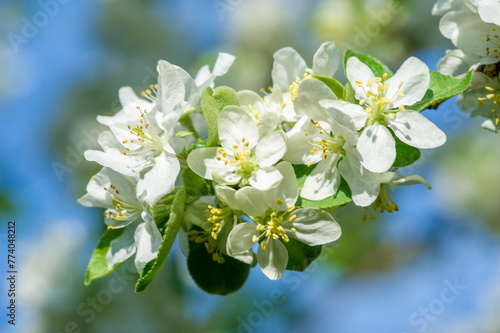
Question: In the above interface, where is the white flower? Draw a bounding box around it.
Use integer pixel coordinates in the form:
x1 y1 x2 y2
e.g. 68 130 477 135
84 61 188 205
78 168 162 271
226 162 342 280
458 71 500 132
436 1 500 74
271 42 341 122
187 106 287 191
282 101 381 205
337 56 445 173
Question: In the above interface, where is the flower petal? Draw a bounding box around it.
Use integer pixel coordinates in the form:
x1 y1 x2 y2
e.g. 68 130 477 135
312 41 341 77
387 57 430 106
255 131 287 167
388 111 446 149
266 161 299 211
136 151 180 205
357 123 396 173
157 60 186 115
286 208 342 246
282 116 323 164
294 79 337 121
106 225 137 270
272 47 308 91
301 154 340 201
227 222 259 255
346 57 376 101
257 239 288 280
218 106 259 149
235 186 270 217
187 147 235 180
319 99 368 131
215 185 240 210
134 219 163 271
248 167 283 191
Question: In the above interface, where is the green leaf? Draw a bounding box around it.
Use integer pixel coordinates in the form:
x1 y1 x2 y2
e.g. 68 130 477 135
294 164 352 209
392 134 421 168
313 75 345 99
84 228 125 286
200 87 220 147
187 226 250 295
410 70 473 111
284 238 322 271
181 167 209 197
213 86 240 110
344 49 393 78
135 189 186 293
343 82 356 103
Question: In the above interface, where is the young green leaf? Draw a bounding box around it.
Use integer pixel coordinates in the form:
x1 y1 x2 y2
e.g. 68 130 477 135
84 228 125 286
213 86 240 110
200 87 220 147
410 70 473 111
284 238 322 271
181 167 210 197
392 135 421 168
313 75 345 100
187 226 250 295
344 49 393 78
135 189 186 293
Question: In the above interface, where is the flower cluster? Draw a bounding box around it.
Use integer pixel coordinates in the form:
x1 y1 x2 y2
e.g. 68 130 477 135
80 41 459 295
434 0 500 132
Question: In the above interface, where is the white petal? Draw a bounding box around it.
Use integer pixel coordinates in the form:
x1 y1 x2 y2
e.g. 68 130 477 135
218 106 259 149
137 151 180 205
255 131 287 167
312 41 341 77
266 161 299 212
212 170 241 186
187 147 235 180
286 208 342 246
227 222 259 255
338 150 381 207
84 148 141 177
301 154 340 201
282 116 323 164
478 1 500 25
257 239 288 280
248 167 283 191
157 60 186 115
294 79 337 121
388 111 446 149
214 185 240 210
272 47 307 91
319 99 368 131
235 186 270 217
387 57 430 106
213 52 236 77
346 57 376 101
134 220 163 271
106 225 137 270
437 49 480 76
357 123 396 173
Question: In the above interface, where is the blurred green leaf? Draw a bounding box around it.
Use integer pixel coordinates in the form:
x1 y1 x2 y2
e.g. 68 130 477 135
135 189 186 293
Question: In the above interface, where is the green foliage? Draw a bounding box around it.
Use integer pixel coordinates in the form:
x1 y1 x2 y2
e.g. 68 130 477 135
200 86 240 147
181 167 210 197
410 70 473 111
284 238 322 271
294 164 352 209
392 135 421 168
135 189 186 293
344 49 394 78
313 75 345 100
84 228 125 286
187 226 250 295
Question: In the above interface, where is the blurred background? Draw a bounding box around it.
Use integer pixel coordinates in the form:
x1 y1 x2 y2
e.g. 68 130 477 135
1 0 499 332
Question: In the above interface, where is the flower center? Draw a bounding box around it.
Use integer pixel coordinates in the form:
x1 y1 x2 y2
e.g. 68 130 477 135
188 204 233 264
217 138 259 182
355 73 406 124
252 200 297 250
362 185 399 221
477 85 500 125
121 107 167 158
103 184 142 228
485 26 500 59
305 120 346 166
290 68 313 102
